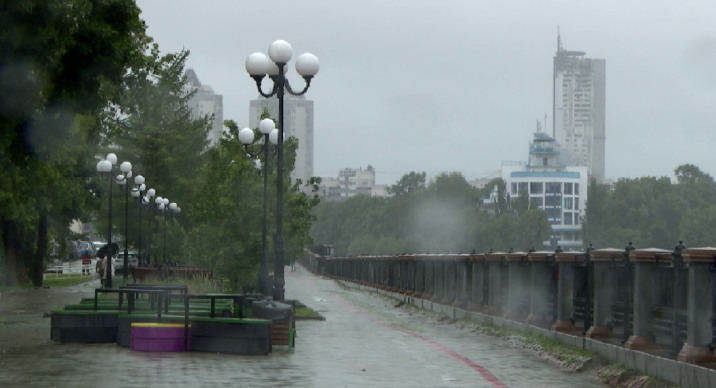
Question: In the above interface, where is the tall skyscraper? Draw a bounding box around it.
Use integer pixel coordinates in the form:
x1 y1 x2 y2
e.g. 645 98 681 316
249 94 314 185
552 35 606 181
185 69 224 146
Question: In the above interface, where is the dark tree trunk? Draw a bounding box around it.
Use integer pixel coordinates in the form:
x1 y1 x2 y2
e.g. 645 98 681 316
33 212 48 287
2 218 19 286
14 222 27 286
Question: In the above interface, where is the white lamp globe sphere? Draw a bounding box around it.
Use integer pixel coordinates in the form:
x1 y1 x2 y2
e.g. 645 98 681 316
296 53 320 76
268 40 292 63
245 52 270 75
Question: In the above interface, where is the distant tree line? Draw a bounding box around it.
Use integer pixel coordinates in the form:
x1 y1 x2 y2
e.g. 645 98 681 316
310 172 552 256
583 164 716 249
312 164 716 257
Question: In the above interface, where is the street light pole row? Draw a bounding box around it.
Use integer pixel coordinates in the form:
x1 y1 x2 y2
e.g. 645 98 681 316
97 153 180 287
239 120 279 296
245 39 319 301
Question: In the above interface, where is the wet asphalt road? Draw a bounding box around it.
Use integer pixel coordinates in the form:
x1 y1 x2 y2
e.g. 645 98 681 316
0 266 605 388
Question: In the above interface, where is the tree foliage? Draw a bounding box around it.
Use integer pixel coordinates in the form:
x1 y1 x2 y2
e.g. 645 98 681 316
0 0 145 286
311 172 552 256
582 164 716 249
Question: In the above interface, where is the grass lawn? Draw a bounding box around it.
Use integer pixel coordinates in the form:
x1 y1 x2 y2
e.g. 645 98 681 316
43 276 94 287
295 306 321 318
293 300 322 318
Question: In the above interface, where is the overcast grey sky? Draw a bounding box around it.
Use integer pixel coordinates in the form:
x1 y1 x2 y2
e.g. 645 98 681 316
136 0 716 185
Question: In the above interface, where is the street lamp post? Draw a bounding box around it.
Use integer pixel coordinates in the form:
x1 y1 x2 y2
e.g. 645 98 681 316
154 196 166 264
96 153 117 288
117 161 133 280
239 122 280 296
168 202 180 265
146 188 156 266
131 176 146 266
245 40 319 301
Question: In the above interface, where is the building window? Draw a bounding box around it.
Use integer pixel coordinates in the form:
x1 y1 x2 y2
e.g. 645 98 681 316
543 158 547 166
546 182 562 194
564 197 573 210
548 213 562 225
518 182 528 195
511 183 517 195
564 212 573 225
530 182 543 195
574 198 579 210
545 195 562 207
564 182 573 195
575 183 579 195
530 197 543 208
574 214 580 225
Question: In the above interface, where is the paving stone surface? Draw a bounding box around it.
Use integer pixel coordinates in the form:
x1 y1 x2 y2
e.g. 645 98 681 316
0 267 606 388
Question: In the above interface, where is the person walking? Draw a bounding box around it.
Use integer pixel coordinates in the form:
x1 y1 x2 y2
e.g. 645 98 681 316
95 243 118 287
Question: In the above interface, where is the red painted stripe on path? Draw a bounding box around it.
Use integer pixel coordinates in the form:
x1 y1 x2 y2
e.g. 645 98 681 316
297 273 508 388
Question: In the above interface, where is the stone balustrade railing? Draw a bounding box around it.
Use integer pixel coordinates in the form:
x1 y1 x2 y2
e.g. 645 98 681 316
302 245 716 365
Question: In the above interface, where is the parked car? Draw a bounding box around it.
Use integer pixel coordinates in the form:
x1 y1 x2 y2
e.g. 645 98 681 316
115 252 139 270
93 241 106 254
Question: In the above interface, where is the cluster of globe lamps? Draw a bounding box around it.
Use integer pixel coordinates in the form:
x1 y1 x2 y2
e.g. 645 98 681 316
243 39 319 301
96 153 180 287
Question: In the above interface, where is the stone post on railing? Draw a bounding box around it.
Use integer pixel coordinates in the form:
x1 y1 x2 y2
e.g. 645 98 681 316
442 256 457 305
423 256 434 301
468 253 486 311
526 250 555 328
454 254 469 309
431 255 445 303
406 255 416 296
678 247 716 363
484 251 504 315
552 250 577 332
625 248 670 351
504 250 530 321
414 255 425 299
587 248 623 339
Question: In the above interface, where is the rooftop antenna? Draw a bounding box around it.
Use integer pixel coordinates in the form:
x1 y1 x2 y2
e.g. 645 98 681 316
557 26 562 52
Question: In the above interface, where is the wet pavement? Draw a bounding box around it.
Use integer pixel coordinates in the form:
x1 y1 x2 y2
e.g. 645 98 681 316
0 266 606 388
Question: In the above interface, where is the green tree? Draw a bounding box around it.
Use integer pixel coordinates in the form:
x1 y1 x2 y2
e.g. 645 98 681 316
102 48 211 261
0 0 145 286
388 171 426 196
188 115 319 288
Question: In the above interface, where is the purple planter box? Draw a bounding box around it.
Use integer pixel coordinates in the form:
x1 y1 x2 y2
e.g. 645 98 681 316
131 323 191 352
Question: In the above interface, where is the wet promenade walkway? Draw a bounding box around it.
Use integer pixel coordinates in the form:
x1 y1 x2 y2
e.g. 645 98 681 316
0 266 605 388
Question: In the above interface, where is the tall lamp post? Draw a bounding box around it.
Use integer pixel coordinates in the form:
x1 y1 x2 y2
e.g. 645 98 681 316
167 202 180 264
131 175 146 266
96 153 117 288
239 121 279 296
146 188 156 266
116 161 133 280
245 40 319 301
154 196 166 264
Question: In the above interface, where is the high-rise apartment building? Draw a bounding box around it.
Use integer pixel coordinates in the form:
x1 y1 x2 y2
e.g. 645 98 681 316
553 36 606 182
249 94 314 185
185 69 224 146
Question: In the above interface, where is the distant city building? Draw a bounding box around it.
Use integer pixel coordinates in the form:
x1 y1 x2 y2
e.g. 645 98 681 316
185 69 224 146
249 94 314 186
501 124 588 249
318 166 389 201
553 35 606 182
468 177 495 190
